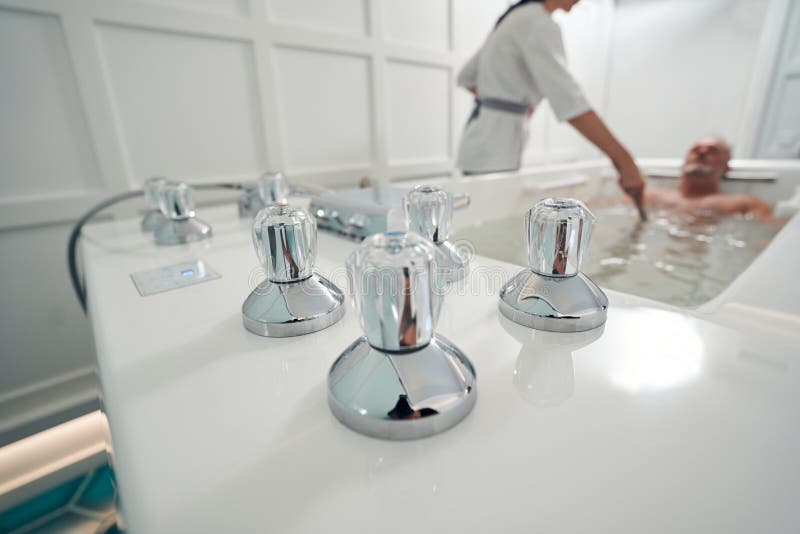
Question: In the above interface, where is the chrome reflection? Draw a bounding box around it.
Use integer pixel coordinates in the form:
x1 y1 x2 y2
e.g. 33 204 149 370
500 314 604 406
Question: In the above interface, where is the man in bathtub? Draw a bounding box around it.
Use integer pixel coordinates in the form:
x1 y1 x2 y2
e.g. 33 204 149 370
643 137 773 220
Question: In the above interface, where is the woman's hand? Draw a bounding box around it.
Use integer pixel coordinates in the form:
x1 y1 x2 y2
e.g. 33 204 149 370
566 110 646 209
615 157 648 220
616 159 646 200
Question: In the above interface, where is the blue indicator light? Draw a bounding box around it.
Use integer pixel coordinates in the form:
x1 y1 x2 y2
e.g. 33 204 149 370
180 269 194 277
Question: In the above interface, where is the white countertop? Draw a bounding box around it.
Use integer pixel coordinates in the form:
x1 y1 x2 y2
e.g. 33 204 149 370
81 204 800 533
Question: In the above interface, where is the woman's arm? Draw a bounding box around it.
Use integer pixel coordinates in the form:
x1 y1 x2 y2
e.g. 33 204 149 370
515 24 646 204
568 110 646 200
457 52 480 92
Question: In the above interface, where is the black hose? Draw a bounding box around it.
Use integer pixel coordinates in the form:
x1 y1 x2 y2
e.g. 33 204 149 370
68 191 144 313
68 182 244 314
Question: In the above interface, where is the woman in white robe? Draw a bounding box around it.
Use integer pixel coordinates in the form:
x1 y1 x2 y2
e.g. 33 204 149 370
456 0 645 204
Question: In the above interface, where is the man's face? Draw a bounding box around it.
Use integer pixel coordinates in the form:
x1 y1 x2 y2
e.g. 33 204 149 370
682 138 731 184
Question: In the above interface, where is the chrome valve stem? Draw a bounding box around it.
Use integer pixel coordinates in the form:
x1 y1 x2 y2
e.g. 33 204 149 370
241 204 344 337
238 171 290 218
404 185 470 282
499 198 608 333
327 231 477 440
153 182 213 246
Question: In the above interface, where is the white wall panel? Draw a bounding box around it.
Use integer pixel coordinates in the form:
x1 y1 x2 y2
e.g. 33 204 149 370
0 8 101 198
97 24 267 184
606 0 771 159
386 61 449 164
269 0 366 37
451 0 508 55
452 86 474 154
382 0 449 52
137 0 249 18
273 47 372 171
545 0 614 161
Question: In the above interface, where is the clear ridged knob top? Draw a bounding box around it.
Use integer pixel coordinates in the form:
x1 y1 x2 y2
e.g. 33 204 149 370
144 176 170 210
253 204 316 283
526 197 594 277
258 171 290 205
158 182 195 220
347 232 444 352
403 185 453 244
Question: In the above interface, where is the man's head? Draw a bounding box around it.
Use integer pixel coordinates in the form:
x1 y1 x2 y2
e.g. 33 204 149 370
680 137 731 197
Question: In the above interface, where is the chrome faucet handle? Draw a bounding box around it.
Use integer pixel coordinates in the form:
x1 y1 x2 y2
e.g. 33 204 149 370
526 197 595 277
141 176 170 232
153 182 212 245
252 204 316 283
158 182 195 220
329 230 477 440
258 171 290 204
242 203 343 337
452 192 471 210
347 231 443 351
403 185 470 282
403 185 453 245
238 171 290 218
144 176 169 210
499 197 607 332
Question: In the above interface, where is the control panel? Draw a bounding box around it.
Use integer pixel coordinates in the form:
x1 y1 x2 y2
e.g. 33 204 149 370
130 259 220 296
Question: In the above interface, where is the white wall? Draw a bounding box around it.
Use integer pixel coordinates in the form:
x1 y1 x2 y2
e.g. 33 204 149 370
604 0 780 160
523 0 615 165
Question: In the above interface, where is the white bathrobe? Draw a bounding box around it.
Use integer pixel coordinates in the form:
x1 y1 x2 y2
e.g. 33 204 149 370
456 3 591 174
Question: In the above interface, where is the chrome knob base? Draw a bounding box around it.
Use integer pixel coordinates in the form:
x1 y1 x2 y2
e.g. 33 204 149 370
328 334 476 440
242 273 345 337
499 269 608 333
141 209 167 232
153 182 213 246
153 217 213 246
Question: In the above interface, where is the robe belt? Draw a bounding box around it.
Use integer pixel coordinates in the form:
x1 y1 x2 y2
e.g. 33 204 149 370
468 97 529 123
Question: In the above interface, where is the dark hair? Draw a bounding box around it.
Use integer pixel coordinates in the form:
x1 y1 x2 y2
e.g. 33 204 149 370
495 0 544 28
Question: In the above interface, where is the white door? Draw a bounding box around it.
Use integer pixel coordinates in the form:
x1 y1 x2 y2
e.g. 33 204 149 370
757 0 800 158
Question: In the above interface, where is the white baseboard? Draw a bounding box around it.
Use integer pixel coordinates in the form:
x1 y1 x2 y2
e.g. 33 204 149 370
0 367 100 446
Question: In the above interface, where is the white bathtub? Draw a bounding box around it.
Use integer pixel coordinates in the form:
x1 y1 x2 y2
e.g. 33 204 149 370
78 160 800 533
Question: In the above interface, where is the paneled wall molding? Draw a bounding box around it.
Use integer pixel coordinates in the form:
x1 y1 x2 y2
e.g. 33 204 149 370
1 0 611 229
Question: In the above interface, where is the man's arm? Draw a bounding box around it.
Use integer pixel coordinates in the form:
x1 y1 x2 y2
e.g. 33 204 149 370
710 194 773 220
740 195 773 220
